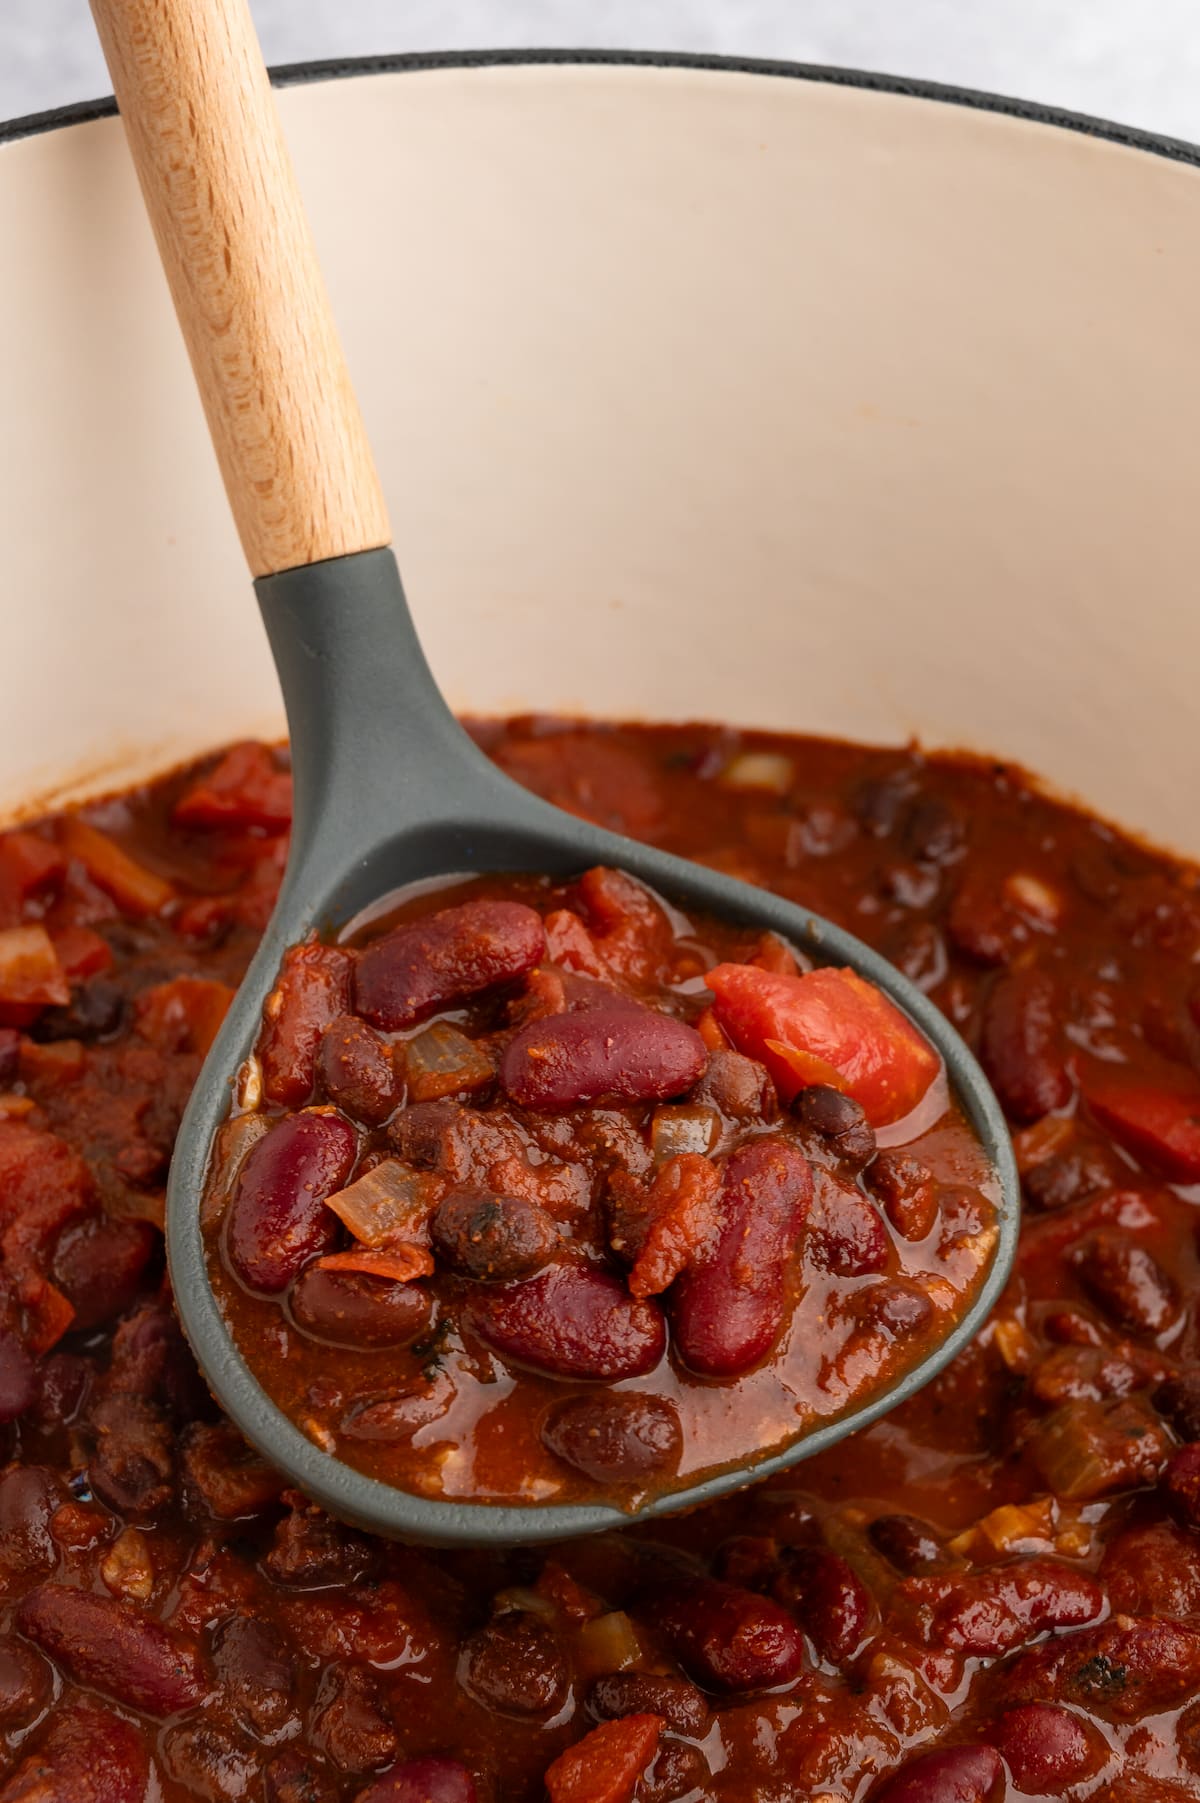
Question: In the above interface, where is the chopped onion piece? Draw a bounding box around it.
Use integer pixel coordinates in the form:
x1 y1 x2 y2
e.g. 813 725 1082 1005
718 752 795 794
403 1023 494 1103
574 1610 642 1680
1003 870 1064 927
324 1158 440 1248
650 1103 721 1166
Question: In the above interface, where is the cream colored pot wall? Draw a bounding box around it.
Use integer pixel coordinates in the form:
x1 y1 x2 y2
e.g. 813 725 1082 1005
1 64 1197 848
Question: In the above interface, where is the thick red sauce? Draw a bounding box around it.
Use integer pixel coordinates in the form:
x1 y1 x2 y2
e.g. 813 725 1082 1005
205 866 997 1509
0 722 1197 1801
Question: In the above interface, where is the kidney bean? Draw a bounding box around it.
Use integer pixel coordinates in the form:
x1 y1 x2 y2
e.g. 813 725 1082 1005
457 1611 569 1718
51 1217 157 1330
1023 1141 1119 1211
1163 1442 1200 1529
656 1578 805 1692
212 1613 296 1737
266 1499 377 1591
0 1704 151 1803
853 1278 934 1338
1071 1228 1179 1336
356 899 545 1030
267 1748 337 1803
17 1581 211 1714
312 1662 397 1772
541 1392 683 1487
589 1670 709 1736
867 1152 937 1240
1102 1519 1200 1617
290 1264 432 1349
872 1745 1003 1803
991 1701 1107 1791
692 1048 776 1122
869 1513 950 1575
468 1261 665 1380
794 1084 876 1166
1157 1368 1200 1440
317 1013 398 1124
996 1615 1200 1720
88 1394 175 1518
180 1420 285 1519
225 1110 356 1293
0 1330 36 1423
808 1179 890 1274
164 1722 259 1798
501 1005 706 1112
773 1547 870 1664
431 1189 559 1281
894 1557 1104 1656
639 1740 711 1803
0 1467 61 1577
978 966 1072 1122
672 1138 812 1378
354 1759 478 1803
259 941 354 1106
0 1641 51 1727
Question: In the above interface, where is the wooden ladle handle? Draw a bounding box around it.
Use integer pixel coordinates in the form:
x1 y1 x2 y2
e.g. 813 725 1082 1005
89 0 391 578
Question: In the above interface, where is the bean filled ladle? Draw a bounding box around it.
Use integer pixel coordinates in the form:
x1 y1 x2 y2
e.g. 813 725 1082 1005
90 0 1018 1544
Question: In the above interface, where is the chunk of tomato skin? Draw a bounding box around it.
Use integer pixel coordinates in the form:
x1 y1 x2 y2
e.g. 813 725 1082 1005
173 741 293 831
544 1713 662 1803
706 962 939 1127
1083 1069 1200 1182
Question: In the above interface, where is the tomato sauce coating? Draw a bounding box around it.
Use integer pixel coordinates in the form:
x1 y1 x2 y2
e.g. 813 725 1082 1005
0 723 1195 1798
206 867 997 1508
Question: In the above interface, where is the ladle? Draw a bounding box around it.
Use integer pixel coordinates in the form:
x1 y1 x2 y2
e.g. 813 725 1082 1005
90 0 1018 1544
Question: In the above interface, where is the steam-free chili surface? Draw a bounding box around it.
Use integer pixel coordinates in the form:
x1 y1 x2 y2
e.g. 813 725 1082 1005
0 722 1199 1799
205 865 997 1509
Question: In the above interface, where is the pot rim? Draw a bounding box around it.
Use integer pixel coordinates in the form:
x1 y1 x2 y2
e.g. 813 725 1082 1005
4 46 1199 171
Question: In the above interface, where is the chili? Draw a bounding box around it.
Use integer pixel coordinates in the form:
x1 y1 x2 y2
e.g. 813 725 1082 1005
0 723 1193 1799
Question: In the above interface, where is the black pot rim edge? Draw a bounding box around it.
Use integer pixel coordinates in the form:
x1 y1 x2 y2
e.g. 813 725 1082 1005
2 45 1199 171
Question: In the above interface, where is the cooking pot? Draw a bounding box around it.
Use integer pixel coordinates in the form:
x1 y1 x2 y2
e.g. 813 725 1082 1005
1 53 1196 855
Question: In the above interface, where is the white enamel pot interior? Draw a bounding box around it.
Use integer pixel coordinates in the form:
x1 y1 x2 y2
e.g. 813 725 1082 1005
0 56 1197 855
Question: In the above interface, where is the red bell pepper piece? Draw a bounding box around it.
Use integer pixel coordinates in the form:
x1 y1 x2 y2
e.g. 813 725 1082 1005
1084 1070 1200 1183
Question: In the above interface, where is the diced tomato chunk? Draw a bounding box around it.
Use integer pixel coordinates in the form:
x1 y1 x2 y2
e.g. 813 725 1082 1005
50 925 114 982
0 830 66 910
706 963 939 1127
544 1714 662 1803
173 741 293 831
25 1277 76 1353
135 977 235 1057
0 925 69 1009
60 818 173 918
1084 1069 1200 1182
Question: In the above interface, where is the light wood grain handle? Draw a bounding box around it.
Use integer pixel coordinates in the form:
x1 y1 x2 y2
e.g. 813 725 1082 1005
89 0 391 578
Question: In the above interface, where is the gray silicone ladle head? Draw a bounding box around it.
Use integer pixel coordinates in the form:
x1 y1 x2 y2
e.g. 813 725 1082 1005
92 0 1018 1545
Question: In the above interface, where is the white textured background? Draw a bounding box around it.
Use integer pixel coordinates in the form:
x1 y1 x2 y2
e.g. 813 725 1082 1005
4 0 1200 142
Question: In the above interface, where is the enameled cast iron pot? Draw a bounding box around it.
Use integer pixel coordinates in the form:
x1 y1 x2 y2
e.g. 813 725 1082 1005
0 51 1196 1511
